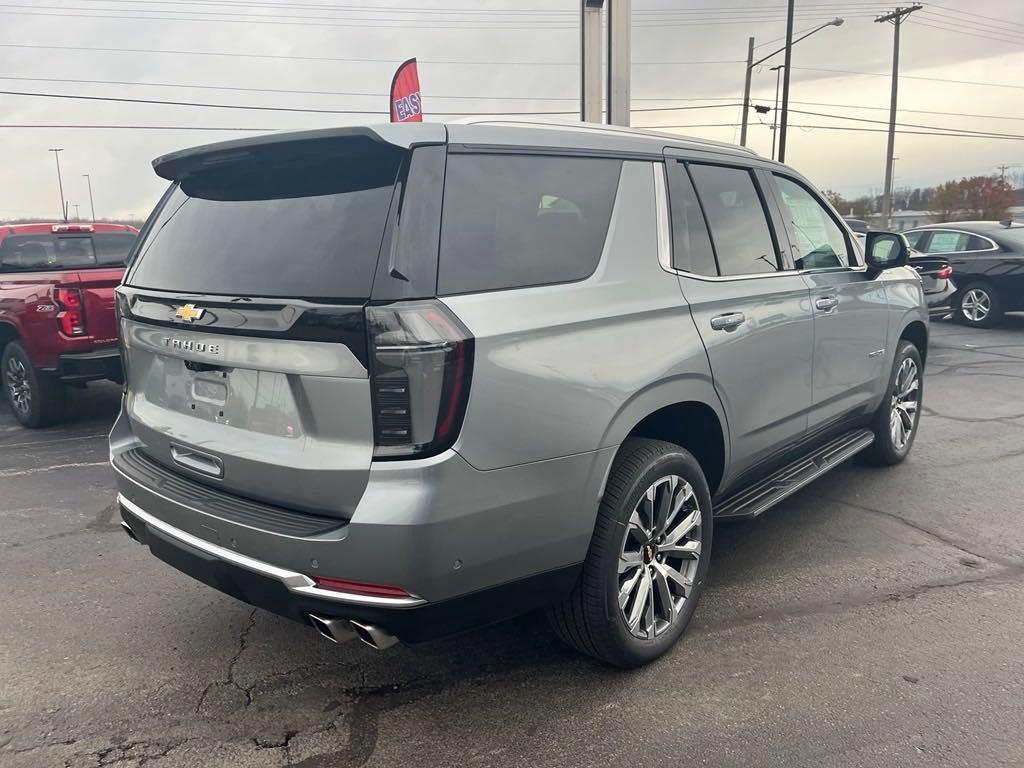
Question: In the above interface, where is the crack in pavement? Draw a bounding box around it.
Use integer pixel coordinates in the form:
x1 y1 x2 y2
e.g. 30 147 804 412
195 609 258 715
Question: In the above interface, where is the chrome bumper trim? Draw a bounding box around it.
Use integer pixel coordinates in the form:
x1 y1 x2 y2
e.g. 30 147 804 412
117 493 426 608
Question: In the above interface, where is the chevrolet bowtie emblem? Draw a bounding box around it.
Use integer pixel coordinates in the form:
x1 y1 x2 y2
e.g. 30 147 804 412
173 303 205 323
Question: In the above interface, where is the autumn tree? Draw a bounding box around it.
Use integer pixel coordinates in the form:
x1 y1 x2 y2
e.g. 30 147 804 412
822 189 850 213
960 176 1016 220
930 180 963 222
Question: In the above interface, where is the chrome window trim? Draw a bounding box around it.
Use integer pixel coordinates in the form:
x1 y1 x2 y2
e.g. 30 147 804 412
653 162 674 273
908 228 1000 254
663 265 802 282
116 493 426 608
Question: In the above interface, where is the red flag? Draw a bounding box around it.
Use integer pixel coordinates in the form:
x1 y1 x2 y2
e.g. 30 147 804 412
390 58 423 123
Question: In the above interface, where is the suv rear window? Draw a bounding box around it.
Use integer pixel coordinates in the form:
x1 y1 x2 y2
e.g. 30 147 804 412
438 154 621 295
128 152 401 300
0 233 136 272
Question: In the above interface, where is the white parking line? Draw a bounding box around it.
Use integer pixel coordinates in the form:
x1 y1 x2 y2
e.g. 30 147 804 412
0 433 108 451
0 461 109 478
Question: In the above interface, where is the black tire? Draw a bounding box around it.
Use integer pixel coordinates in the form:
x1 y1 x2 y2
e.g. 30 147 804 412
547 438 713 667
862 340 923 466
1 341 66 428
956 281 1002 328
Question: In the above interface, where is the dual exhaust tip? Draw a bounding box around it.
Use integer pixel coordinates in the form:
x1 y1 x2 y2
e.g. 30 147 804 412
308 614 399 651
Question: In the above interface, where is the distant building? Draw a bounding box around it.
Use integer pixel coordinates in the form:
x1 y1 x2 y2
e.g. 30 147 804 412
865 210 937 232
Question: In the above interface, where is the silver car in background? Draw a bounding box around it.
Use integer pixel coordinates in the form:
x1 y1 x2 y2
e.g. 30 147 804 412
112 121 928 666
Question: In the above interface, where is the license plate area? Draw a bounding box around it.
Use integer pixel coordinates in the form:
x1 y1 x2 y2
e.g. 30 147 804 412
191 376 228 406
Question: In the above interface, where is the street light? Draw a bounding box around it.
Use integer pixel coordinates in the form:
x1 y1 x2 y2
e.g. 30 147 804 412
48 148 67 222
740 16 844 153
82 174 96 222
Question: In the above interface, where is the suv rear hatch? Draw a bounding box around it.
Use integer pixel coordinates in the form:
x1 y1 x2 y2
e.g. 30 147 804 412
118 127 448 520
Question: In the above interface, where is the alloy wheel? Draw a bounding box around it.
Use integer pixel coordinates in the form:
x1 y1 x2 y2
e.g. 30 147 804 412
618 475 702 639
5 356 31 415
889 357 919 451
961 288 991 323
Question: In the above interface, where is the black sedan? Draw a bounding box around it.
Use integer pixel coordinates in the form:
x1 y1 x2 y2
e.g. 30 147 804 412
908 251 956 317
905 221 1024 327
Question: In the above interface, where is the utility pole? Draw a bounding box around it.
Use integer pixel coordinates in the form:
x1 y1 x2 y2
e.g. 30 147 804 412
82 174 96 221
770 65 784 161
996 164 1022 181
48 148 67 223
739 37 755 146
777 0 795 163
876 5 921 229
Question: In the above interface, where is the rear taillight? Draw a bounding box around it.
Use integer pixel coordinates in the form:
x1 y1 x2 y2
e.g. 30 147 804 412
936 265 953 279
54 287 86 336
366 300 474 459
312 576 412 599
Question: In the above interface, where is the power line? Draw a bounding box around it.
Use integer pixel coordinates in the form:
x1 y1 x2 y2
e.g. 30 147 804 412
914 19 1024 47
0 42 743 67
0 5 885 29
921 8 1024 38
784 107 1024 140
0 75 740 105
791 66 1024 90
0 88 573 115
57 0 899 16
0 88 742 116
922 0 1024 30
757 98 1024 123
638 122 1024 141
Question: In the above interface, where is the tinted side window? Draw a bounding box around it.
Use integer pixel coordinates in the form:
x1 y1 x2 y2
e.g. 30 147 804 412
688 164 778 276
665 161 717 275
438 154 621 295
93 232 138 265
772 175 852 269
924 230 970 253
904 231 926 249
966 235 993 251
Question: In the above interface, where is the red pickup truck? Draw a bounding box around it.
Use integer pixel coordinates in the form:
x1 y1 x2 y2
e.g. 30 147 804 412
1 222 137 427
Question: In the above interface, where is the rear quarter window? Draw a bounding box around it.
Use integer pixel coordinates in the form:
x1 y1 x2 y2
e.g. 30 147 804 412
437 153 622 295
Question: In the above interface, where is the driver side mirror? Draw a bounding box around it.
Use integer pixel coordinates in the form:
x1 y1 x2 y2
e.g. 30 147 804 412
864 231 910 270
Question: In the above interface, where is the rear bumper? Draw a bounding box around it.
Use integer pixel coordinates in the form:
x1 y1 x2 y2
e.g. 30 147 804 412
110 406 612 641
118 493 580 643
925 282 957 317
56 348 122 382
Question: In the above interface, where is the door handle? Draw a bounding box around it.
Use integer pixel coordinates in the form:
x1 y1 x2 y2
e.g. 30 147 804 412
710 312 746 331
815 295 839 312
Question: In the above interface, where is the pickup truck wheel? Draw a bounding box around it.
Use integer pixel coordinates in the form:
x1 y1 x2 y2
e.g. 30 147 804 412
547 438 712 667
957 282 1002 328
2 341 66 428
863 340 922 466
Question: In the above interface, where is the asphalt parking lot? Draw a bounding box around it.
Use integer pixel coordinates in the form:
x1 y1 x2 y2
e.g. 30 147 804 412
2 317 1023 768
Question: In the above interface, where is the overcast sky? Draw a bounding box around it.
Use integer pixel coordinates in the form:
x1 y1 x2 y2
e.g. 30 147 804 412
1 0 1022 221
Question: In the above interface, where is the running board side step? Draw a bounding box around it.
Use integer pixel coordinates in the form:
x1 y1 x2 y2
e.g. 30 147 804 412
713 428 874 521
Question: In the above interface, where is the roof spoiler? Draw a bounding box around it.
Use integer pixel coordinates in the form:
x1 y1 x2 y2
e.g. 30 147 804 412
152 124 447 182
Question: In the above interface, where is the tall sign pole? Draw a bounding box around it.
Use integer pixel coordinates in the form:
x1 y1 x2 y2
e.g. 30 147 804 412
580 0 603 123
876 5 921 229
606 0 631 126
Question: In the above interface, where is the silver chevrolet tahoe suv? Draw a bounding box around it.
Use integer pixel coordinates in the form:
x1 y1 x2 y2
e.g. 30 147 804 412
111 121 927 667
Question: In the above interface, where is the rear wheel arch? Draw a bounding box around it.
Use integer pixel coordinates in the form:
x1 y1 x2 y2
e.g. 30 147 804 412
616 401 726 497
0 322 19 352
899 320 928 365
